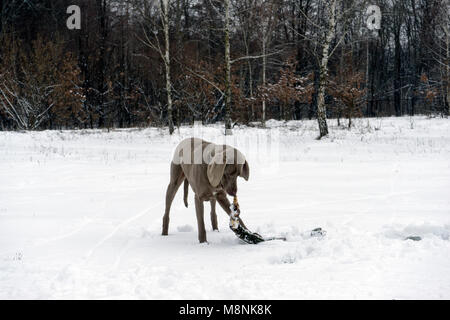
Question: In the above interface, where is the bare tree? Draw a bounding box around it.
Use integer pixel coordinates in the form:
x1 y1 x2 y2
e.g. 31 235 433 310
258 0 277 127
435 13 450 115
224 0 233 134
208 0 281 133
161 0 174 133
136 0 174 134
315 0 337 138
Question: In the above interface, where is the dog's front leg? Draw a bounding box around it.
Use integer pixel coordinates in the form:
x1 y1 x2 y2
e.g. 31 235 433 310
194 195 207 243
215 191 247 229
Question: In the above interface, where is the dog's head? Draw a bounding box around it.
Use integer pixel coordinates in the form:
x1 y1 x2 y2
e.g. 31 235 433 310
207 146 249 196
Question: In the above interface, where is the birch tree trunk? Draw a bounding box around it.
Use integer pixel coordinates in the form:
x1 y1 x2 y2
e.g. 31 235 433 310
445 26 450 116
224 0 232 135
262 33 267 127
161 0 174 134
245 42 254 121
394 27 402 116
366 39 371 117
316 0 336 138
175 0 183 128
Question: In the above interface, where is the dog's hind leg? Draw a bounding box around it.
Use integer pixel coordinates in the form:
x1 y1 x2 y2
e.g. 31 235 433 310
210 199 218 231
162 162 184 236
183 179 189 207
195 195 207 243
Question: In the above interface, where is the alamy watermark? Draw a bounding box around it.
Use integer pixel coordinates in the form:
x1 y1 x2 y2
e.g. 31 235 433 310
366 5 382 31
169 122 281 172
66 5 81 30
67 4 382 32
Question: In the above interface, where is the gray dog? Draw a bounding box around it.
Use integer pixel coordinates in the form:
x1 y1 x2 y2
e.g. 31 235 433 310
162 137 249 243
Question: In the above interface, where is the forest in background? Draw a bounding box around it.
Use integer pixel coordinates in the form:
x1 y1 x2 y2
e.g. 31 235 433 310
0 0 449 134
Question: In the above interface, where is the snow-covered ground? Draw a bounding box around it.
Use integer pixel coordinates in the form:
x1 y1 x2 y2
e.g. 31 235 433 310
0 116 449 299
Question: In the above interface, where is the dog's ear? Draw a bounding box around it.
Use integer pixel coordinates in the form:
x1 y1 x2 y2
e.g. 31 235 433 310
207 151 227 187
240 160 249 181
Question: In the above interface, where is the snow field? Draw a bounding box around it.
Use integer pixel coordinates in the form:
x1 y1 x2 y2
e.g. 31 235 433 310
0 116 449 299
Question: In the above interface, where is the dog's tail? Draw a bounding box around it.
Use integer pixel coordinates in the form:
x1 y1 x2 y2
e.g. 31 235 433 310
183 179 189 208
